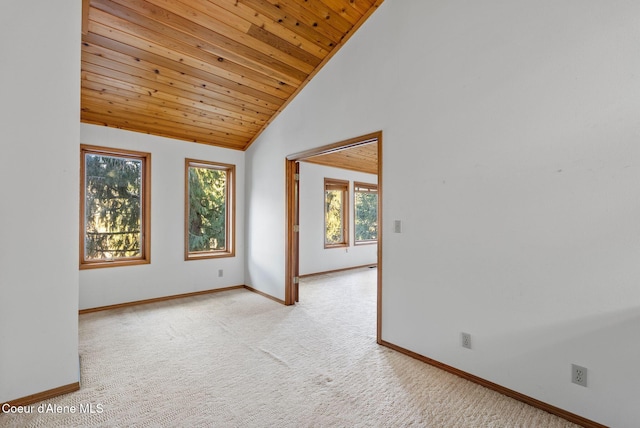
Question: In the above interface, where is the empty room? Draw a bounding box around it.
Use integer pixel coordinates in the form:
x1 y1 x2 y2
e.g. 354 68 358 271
1 1 638 427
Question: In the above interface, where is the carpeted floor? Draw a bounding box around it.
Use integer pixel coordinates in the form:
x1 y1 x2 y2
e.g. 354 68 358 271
0 268 579 427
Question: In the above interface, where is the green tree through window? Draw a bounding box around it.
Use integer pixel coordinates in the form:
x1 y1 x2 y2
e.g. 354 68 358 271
325 190 343 244
186 160 235 259
81 145 150 268
354 182 378 243
324 178 349 247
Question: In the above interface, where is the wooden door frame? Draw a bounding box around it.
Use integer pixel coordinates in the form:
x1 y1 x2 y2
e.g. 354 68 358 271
285 159 300 304
285 131 383 343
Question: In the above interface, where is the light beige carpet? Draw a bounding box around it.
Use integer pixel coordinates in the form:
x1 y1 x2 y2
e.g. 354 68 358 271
1 268 579 427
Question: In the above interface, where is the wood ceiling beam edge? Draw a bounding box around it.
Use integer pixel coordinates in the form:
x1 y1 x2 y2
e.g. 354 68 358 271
81 87 260 138
302 158 377 175
244 0 385 151
80 117 194 145
81 109 250 147
81 117 247 149
287 132 379 160
307 140 377 156
81 79 264 133
80 121 247 149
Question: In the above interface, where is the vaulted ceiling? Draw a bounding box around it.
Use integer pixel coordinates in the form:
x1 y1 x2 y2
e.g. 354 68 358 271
80 0 383 151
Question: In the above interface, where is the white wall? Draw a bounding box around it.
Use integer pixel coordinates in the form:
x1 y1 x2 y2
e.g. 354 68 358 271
244 131 289 300
245 1 640 426
299 163 377 275
0 1 80 403
79 125 245 310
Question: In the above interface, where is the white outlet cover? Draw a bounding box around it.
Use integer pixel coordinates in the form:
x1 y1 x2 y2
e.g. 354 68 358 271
571 364 587 387
461 332 472 349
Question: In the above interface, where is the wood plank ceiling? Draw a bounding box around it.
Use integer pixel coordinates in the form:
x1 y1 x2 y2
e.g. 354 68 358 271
81 0 383 151
301 141 377 174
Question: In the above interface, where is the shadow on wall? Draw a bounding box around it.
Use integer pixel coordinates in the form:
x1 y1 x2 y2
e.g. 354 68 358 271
484 305 640 371
482 305 640 425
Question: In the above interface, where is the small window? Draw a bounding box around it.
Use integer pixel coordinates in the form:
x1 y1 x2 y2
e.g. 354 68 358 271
185 159 235 260
80 145 151 269
354 182 378 244
324 178 349 248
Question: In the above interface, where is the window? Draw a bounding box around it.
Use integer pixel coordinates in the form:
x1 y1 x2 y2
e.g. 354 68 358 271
354 182 378 244
80 145 151 269
185 159 235 260
324 178 349 248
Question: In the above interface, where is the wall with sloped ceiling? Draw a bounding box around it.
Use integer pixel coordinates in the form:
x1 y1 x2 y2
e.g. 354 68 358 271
245 1 640 426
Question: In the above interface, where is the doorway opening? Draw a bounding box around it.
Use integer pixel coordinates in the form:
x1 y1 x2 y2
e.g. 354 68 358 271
285 131 382 343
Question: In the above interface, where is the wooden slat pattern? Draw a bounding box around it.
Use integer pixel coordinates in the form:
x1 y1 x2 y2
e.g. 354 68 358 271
302 142 378 174
81 0 383 150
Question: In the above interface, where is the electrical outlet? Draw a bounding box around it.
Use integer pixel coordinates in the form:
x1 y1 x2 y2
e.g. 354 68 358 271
461 332 472 349
218 269 223 277
571 364 587 387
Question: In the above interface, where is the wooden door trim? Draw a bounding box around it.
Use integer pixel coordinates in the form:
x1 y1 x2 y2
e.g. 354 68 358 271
285 158 298 305
286 132 380 161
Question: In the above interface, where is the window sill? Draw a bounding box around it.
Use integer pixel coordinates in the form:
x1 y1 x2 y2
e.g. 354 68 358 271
354 240 378 246
324 243 349 249
80 258 150 270
185 251 235 261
